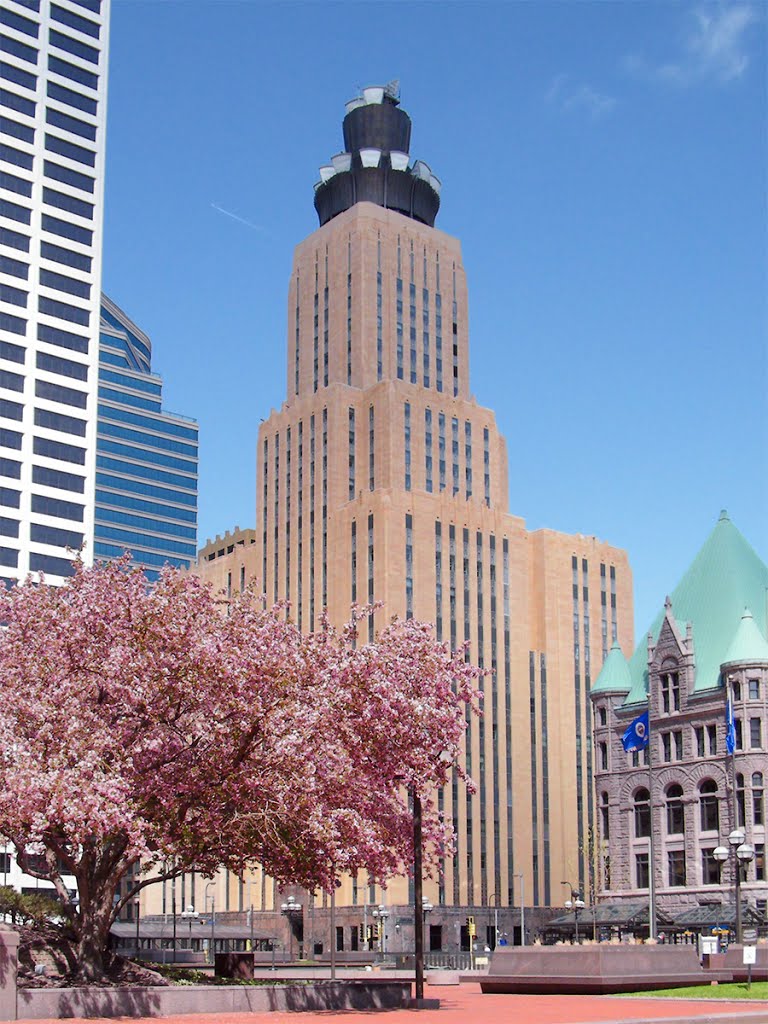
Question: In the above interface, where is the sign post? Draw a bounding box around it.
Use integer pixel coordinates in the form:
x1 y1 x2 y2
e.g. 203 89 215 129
743 934 757 990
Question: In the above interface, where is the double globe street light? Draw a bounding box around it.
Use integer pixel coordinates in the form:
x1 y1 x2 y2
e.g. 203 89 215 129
280 895 302 961
371 904 390 953
713 828 755 945
562 881 585 944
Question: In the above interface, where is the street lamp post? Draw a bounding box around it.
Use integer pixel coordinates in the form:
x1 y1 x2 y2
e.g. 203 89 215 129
133 894 141 960
372 904 390 954
514 873 525 946
713 829 755 945
280 895 302 962
204 882 216 964
413 787 425 1002
171 881 177 963
487 893 499 950
562 882 585 944
180 904 199 954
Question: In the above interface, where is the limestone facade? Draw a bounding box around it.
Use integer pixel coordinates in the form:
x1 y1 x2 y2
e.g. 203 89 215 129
172 197 634 930
151 85 638 939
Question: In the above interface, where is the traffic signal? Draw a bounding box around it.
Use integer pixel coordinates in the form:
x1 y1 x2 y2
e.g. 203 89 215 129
466 915 476 937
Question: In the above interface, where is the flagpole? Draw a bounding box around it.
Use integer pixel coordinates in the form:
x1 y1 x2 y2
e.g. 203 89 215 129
727 679 737 828
647 705 657 942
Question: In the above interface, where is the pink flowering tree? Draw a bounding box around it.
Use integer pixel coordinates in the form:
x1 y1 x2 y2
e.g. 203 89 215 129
0 560 480 981
238 612 483 890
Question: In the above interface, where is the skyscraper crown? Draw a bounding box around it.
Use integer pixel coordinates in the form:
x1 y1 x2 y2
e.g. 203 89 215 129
313 85 441 227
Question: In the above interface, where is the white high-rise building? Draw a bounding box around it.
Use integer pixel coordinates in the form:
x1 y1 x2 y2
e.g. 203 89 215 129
0 0 109 584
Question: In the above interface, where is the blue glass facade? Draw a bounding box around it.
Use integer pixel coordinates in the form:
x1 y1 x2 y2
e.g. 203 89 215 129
95 296 197 581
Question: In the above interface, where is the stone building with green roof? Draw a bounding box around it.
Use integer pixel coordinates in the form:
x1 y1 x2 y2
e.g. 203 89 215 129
590 511 768 927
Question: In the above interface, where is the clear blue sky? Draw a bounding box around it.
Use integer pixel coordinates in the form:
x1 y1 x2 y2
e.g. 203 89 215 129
103 1 767 639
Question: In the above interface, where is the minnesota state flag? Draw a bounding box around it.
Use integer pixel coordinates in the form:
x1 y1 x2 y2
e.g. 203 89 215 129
622 709 650 752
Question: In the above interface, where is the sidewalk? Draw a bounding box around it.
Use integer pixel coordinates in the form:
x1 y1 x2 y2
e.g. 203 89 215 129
14 982 768 1024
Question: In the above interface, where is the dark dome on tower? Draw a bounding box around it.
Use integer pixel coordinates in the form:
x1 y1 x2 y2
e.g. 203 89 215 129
313 83 441 228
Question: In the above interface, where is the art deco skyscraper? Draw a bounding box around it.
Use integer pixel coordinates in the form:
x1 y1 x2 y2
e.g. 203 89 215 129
180 87 634 932
252 85 635 914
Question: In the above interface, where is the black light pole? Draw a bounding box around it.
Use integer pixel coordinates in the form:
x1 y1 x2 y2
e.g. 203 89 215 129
181 904 199 952
561 881 585 944
134 894 140 960
280 895 302 962
413 787 425 1002
204 881 215 964
171 882 177 964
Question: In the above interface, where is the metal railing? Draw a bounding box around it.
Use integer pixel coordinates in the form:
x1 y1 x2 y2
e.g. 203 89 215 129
376 950 474 970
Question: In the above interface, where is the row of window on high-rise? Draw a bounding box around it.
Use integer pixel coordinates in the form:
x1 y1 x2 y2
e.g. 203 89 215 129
434 519 514 905
292 234 460 396
1 2 204 584
394 237 455 395
1 0 103 396
262 411 330 633
404 403 491 505
572 557 619 894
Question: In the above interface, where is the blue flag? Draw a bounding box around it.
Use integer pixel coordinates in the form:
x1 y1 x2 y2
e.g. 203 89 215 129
725 698 736 755
622 709 649 752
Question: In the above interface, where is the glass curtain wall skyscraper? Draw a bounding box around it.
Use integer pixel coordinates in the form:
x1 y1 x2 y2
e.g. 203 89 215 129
0 0 109 583
95 295 198 580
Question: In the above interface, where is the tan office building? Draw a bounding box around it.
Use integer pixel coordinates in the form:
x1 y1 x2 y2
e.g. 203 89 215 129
155 87 634 947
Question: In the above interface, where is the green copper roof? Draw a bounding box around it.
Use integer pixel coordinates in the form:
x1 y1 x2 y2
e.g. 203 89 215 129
591 639 632 694
623 511 768 706
722 608 768 667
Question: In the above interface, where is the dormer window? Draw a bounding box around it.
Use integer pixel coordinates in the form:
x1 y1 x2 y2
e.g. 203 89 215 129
660 670 680 713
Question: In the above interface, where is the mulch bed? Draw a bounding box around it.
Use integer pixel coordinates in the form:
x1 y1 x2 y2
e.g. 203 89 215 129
16 923 169 989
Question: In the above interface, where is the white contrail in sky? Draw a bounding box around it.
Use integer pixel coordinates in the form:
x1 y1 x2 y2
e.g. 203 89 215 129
210 201 264 232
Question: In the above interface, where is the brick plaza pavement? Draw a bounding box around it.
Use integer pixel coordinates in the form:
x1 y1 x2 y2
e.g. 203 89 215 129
13 983 768 1024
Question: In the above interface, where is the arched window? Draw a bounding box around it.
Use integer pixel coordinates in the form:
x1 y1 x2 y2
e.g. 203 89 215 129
699 779 719 832
753 772 764 827
634 787 651 838
666 784 684 834
600 791 610 840
736 773 746 828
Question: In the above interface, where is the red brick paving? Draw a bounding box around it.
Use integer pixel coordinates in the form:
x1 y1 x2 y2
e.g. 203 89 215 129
14 982 768 1024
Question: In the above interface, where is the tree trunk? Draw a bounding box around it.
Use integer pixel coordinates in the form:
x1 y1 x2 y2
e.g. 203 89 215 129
75 896 114 982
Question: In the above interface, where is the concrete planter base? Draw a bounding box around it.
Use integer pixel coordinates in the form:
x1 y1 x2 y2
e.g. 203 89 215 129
16 980 410 1020
0 928 410 1020
481 944 731 995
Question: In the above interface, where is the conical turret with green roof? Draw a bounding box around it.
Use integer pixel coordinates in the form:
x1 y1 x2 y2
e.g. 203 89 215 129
618 510 768 707
592 639 632 694
721 608 768 668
